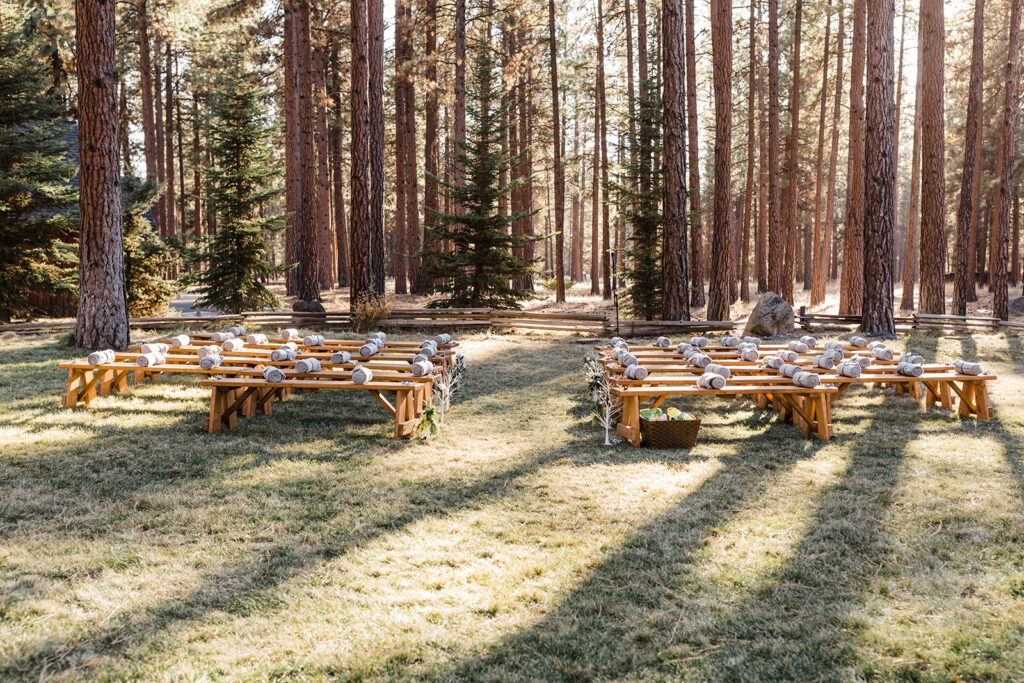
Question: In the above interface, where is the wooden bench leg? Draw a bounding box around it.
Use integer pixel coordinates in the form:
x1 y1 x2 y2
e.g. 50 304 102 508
973 381 991 421
114 369 130 393
955 381 975 418
393 388 419 439
81 369 100 405
98 368 115 395
616 395 642 447
206 386 225 433
815 394 831 441
62 368 83 408
939 381 952 410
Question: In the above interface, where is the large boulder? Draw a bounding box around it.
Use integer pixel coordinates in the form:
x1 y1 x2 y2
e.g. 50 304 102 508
292 300 326 313
743 292 795 338
1009 296 1024 316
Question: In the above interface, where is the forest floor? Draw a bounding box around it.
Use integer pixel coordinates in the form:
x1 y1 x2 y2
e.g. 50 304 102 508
2 330 1024 679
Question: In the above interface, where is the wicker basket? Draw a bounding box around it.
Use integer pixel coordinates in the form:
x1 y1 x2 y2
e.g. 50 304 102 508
640 417 701 449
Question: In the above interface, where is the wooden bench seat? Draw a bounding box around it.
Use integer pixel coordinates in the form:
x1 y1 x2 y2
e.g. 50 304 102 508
199 377 428 439
612 384 840 445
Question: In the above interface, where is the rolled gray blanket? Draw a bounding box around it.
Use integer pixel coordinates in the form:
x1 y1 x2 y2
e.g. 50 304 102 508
824 341 844 351
263 366 286 382
824 348 844 362
140 342 170 355
281 328 300 340
690 336 708 348
624 364 649 380
303 334 326 347
270 347 297 362
87 349 116 365
895 361 923 377
281 341 298 352
800 335 818 348
682 348 698 361
739 347 760 362
622 353 639 367
351 365 373 384
849 335 870 348
411 359 434 377
676 343 693 355
295 357 322 373
778 350 799 363
900 352 924 365
614 340 629 351
742 336 762 347
418 345 437 359
697 372 726 389
197 345 221 360
211 332 235 343
136 352 164 367
780 363 801 378
227 325 246 337
793 371 821 388
655 336 671 348
247 333 268 345
836 361 862 378
763 356 785 370
868 340 886 350
787 341 809 354
331 351 352 364
721 335 740 347
434 333 453 345
854 355 872 368
609 336 625 347
953 360 983 376
420 339 438 349
370 331 387 341
221 338 245 352
871 347 894 361
359 342 379 357
707 363 732 379
199 354 223 370
690 354 712 369
813 355 835 370
168 334 190 348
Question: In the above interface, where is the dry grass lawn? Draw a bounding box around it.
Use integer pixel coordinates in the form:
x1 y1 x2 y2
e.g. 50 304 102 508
1 329 1024 680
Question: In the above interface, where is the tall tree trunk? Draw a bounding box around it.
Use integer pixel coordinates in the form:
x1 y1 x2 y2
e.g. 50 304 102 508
968 97 983 301
663 0 690 320
403 6 420 293
810 0 832 306
597 0 612 298
329 42 350 287
707 0 732 321
684 0 704 307
591 74 600 295
624 0 636 170
548 0 566 302
153 33 165 235
191 94 201 239
350 0 373 304
294 0 321 302
283 0 299 294
454 0 466 193
74 0 128 349
862 0 896 334
740 0 756 303
164 45 176 237
422 0 439 290
522 71 535 291
840 0 866 313
767 0 782 296
1014 187 1021 287
918 0 945 313
394 0 408 295
781 0 803 303
369 0 385 294
993 0 1022 320
137 0 157 183
756 0 768 294
314 38 335 290
900 40 923 311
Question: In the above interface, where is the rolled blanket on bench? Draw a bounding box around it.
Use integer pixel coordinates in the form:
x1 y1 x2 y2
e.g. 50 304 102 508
742 336 762 347
621 353 639 367
793 371 821 388
281 328 300 340
738 347 760 362
777 349 799 363
787 341 809 354
359 341 380 357
418 345 438 359
824 341 844 351
697 372 726 390
682 348 698 361
813 355 835 369
836 361 862 378
221 338 245 352
706 363 732 379
690 353 712 369
895 361 923 377
780 363 801 378
197 345 221 360
800 335 818 348
351 365 373 384
331 350 352 364
211 332 235 343
854 355 873 368
140 342 170 355
370 330 387 341
168 334 190 349
136 352 165 367
270 346 297 362
690 336 708 348
900 352 924 366
823 348 844 362
655 336 672 347
247 333 268 345
303 334 326 347
849 335 870 348
434 333 453 345
721 335 740 347
87 349 116 365
624 364 649 380
411 359 434 377
676 343 693 355
763 356 785 370
610 336 625 347
871 346 894 361
263 366 286 382
295 357 322 373
953 360 984 376
199 354 223 370
227 326 246 337
867 340 886 350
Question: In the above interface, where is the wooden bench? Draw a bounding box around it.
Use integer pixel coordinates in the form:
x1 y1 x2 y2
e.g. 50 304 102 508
612 384 840 445
200 377 428 438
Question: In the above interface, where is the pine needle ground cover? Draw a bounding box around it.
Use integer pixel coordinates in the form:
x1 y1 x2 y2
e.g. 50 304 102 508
1 332 1024 680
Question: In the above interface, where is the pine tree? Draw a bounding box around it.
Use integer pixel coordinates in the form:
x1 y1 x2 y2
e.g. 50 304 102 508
121 178 176 317
188 65 283 314
0 13 77 322
418 46 538 309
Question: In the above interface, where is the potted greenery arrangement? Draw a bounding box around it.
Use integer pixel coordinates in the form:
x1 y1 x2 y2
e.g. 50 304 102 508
638 407 701 449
